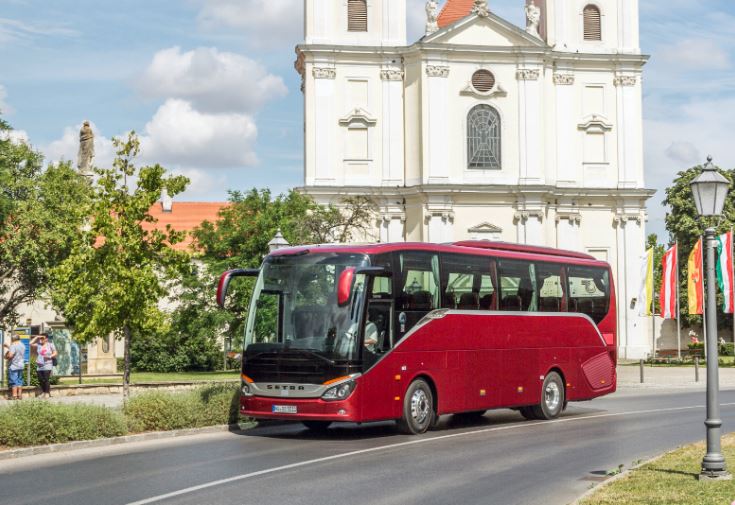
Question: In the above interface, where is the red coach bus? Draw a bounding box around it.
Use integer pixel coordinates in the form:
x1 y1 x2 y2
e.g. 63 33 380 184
217 241 616 435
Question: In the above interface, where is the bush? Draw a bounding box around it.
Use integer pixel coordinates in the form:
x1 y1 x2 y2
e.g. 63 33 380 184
720 343 735 357
124 383 240 432
0 401 127 447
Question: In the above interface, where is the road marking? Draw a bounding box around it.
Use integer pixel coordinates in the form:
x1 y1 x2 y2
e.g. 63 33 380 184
126 402 735 505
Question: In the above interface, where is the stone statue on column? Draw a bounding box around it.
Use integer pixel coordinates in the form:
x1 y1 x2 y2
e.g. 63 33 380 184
77 120 95 176
525 0 542 38
425 0 439 35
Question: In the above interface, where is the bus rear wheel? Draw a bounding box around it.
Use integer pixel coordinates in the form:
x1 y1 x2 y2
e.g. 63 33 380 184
302 421 332 432
397 379 435 435
531 372 565 420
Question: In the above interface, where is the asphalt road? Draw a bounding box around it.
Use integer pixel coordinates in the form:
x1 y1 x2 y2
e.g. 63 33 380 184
2 389 735 505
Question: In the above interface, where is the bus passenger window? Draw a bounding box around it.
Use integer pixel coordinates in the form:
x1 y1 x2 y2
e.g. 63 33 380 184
536 263 564 313
567 267 610 323
498 260 536 312
440 253 495 311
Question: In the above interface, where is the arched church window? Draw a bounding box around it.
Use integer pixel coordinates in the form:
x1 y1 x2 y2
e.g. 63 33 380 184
467 105 501 170
583 5 602 41
348 0 368 32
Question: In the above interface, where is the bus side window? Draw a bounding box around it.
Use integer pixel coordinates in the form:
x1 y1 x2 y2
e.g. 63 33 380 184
536 263 565 313
567 267 610 323
440 253 495 311
498 260 536 312
396 252 440 335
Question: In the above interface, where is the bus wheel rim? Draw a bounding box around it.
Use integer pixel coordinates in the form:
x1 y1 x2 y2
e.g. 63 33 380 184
545 382 561 412
410 389 430 425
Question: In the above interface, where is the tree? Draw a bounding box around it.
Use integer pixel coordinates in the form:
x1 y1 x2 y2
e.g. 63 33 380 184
664 163 735 324
163 189 377 363
50 133 189 396
0 118 91 328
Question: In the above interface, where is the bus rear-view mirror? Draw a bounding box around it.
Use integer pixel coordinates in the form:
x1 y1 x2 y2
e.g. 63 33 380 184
217 269 260 309
337 268 356 307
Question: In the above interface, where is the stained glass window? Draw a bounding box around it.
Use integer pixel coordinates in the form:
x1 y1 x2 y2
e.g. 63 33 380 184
467 105 501 170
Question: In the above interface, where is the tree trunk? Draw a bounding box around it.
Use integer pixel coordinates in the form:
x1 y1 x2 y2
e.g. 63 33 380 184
123 324 132 398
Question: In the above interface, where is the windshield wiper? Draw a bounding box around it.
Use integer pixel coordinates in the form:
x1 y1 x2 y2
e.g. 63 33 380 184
287 348 337 365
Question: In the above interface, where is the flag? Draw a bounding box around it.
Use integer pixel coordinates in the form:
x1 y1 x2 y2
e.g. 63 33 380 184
717 231 734 313
688 238 704 315
660 244 678 319
637 248 654 316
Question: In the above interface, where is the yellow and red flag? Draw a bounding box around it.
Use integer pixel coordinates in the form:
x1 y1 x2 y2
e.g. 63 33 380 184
688 238 704 315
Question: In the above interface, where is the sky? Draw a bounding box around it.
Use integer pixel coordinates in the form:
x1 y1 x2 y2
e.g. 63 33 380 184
1 0 734 240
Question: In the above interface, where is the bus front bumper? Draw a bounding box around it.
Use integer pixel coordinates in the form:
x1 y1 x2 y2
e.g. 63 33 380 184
240 394 361 422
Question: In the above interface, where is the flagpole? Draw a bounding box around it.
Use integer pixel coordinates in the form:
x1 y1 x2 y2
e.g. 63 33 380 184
676 241 682 360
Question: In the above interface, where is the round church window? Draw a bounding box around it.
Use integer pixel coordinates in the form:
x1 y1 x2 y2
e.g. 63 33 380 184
472 70 496 93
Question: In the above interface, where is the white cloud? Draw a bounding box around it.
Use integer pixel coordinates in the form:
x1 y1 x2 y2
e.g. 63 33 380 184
665 141 700 165
0 84 12 115
0 17 79 45
138 98 258 169
197 0 302 49
660 39 730 71
0 128 28 144
139 47 287 114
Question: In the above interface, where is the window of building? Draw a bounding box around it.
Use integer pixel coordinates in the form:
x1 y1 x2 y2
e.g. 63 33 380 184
467 105 501 170
583 5 602 41
348 0 368 32
471 70 496 93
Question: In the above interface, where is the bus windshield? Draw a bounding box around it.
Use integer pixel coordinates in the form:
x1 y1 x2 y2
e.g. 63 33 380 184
244 252 370 362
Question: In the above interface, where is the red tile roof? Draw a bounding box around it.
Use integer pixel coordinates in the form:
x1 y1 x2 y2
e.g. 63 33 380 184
143 202 228 252
438 0 476 28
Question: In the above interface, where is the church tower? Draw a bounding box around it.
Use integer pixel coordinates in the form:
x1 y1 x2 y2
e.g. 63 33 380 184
537 0 640 54
304 0 406 47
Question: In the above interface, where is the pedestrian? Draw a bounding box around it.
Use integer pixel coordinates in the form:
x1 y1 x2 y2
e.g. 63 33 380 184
2 334 26 400
30 333 57 398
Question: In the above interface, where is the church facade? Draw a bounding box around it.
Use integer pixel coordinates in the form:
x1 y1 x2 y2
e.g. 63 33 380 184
295 0 653 359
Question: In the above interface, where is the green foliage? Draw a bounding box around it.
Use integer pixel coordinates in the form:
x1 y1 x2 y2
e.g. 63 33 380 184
0 118 91 327
0 401 127 447
720 343 735 357
167 189 377 359
49 132 190 393
123 383 240 432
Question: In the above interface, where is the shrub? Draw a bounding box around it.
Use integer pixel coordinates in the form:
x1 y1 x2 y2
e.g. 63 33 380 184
123 383 241 432
719 343 735 357
0 401 127 447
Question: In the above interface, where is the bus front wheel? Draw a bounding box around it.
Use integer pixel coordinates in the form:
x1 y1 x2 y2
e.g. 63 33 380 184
397 379 435 435
531 372 565 420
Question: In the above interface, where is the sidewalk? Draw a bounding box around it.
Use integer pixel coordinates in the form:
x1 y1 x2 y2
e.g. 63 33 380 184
617 364 735 390
0 366 730 409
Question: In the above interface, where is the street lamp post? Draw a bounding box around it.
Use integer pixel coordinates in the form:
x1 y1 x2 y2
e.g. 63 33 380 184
268 229 290 253
690 156 732 481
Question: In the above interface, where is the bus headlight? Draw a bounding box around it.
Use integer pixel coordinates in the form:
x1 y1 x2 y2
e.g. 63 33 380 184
322 381 356 401
241 382 253 397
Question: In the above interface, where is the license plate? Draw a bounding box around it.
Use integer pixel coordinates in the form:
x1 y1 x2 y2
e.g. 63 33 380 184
272 405 297 414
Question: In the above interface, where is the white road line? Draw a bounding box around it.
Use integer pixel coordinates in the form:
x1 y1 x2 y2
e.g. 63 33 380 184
126 402 735 505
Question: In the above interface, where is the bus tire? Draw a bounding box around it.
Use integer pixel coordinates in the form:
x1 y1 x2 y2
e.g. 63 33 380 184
532 372 565 420
397 379 435 435
302 421 332 432
519 406 537 420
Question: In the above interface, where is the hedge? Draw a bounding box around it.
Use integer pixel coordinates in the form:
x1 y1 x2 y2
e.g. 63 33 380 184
0 384 242 449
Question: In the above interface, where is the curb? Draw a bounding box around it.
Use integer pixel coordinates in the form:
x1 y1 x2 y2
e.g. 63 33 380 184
570 449 675 504
0 421 257 461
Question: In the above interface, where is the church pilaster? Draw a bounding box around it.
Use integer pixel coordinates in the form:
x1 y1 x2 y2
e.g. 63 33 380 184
382 66 405 186
517 66 544 185
425 63 450 184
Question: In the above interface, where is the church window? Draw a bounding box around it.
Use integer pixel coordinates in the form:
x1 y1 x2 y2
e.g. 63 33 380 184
471 70 496 93
348 0 368 32
583 5 602 41
467 105 501 170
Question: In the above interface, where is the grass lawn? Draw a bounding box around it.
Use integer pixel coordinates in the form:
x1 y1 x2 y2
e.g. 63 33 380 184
580 434 735 505
57 371 239 385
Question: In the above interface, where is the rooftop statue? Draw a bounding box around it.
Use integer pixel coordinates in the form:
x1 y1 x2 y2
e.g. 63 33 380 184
77 120 95 176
